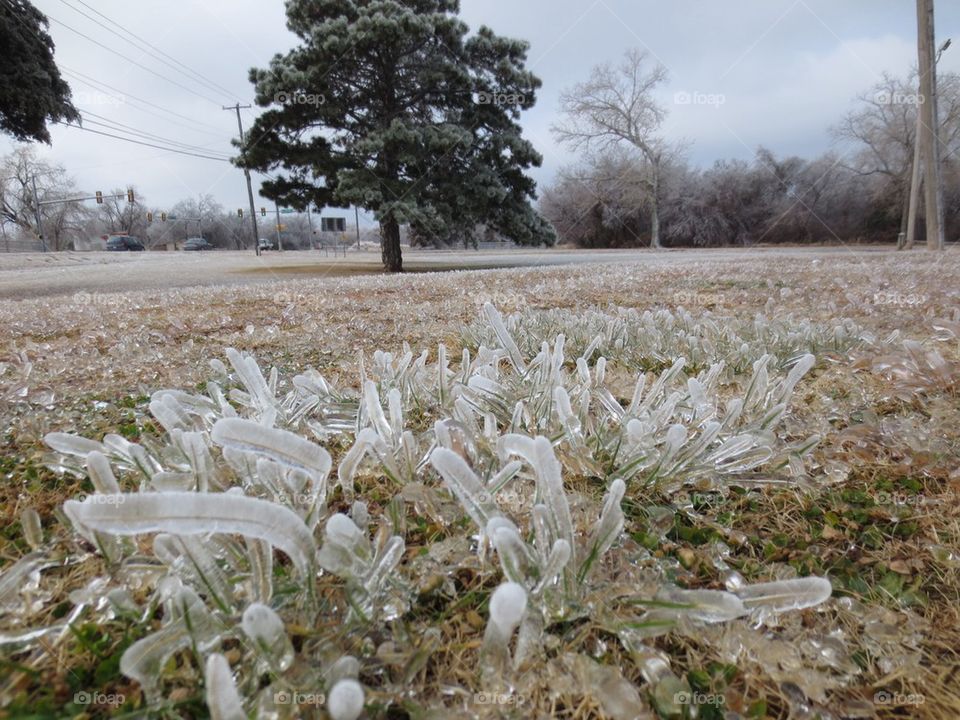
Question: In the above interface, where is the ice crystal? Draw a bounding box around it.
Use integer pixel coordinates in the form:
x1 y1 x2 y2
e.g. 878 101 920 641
328 678 365 720
0 301 847 718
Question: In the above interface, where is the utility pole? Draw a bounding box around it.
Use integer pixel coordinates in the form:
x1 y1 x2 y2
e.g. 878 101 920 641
223 104 261 256
306 204 315 249
355 206 361 249
31 176 47 252
915 0 945 250
904 111 923 249
274 202 283 251
906 37 951 249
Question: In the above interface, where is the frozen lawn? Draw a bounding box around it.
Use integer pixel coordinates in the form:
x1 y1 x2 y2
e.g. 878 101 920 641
0 245 911 299
0 247 958 718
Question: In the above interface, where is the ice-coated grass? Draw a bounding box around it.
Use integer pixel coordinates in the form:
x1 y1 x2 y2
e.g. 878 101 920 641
1 251 959 719
4 302 837 719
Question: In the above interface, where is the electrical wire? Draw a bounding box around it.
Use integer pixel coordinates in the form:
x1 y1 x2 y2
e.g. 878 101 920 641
57 0 244 102
71 0 244 100
78 110 235 157
62 66 228 135
80 118 235 159
56 123 233 162
47 14 226 107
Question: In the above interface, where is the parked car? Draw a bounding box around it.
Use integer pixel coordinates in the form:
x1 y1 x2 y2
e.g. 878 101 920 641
258 237 278 251
183 237 212 251
105 235 145 251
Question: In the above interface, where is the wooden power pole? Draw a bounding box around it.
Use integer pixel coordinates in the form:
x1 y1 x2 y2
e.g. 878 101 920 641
223 103 261 256
904 111 922 249
915 0 945 250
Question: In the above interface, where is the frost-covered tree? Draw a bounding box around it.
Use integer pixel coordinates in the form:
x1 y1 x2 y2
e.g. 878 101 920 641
0 0 79 144
554 49 679 249
97 187 149 238
166 194 223 244
833 71 960 240
238 0 554 272
0 146 85 250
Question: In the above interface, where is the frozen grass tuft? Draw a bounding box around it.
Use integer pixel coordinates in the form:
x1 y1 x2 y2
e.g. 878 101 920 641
1 302 844 718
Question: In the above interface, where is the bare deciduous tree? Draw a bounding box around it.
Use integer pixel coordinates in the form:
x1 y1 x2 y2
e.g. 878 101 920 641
98 188 149 239
0 146 84 250
833 71 960 243
553 49 677 248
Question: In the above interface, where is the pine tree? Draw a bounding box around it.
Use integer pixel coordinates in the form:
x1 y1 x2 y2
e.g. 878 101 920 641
238 0 555 272
0 0 79 144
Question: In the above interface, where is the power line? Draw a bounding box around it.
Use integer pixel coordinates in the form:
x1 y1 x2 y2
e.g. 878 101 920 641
5 0 244 140
62 0 243 100
62 66 228 135
80 117 233 158
78 107 232 153
1 1 238 165
56 123 233 162
79 114 234 158
47 14 225 107
57 0 243 103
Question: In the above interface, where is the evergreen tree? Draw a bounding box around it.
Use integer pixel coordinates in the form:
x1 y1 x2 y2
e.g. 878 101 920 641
239 0 555 271
0 0 79 144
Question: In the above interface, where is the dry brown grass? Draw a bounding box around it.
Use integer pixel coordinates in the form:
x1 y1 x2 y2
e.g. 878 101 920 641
1 249 959 719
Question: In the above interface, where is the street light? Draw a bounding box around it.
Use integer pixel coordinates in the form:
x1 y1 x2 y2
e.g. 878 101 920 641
937 38 952 63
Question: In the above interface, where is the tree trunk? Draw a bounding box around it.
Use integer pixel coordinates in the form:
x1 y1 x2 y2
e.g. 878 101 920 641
650 165 662 249
897 176 911 249
380 215 403 272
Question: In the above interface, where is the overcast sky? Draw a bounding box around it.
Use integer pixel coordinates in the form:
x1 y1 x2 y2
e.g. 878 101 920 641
5 0 960 217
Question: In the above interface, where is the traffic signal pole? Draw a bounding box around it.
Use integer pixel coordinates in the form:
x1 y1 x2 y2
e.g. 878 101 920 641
33 188 131 252
223 103 261 256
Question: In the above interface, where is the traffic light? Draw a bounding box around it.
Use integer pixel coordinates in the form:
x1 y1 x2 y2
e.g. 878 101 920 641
160 212 167 222
147 212 153 222
127 189 135 203
95 191 103 204
260 207 266 216
237 208 243 218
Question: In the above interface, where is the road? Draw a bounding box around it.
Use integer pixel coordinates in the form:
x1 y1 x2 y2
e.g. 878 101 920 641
0 245 916 300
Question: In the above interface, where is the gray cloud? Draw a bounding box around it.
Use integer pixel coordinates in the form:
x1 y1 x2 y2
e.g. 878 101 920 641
4 0 958 211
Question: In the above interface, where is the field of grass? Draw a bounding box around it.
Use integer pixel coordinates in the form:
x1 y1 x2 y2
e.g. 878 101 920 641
0 249 958 719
